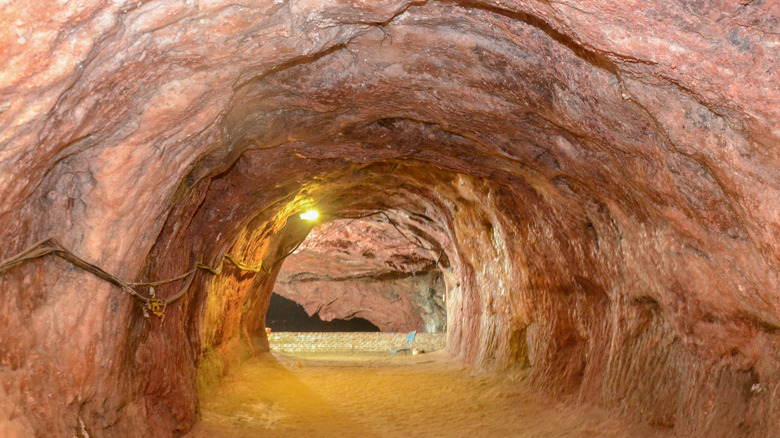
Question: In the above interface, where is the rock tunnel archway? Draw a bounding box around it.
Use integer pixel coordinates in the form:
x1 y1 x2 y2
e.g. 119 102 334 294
270 214 448 334
1 1 778 437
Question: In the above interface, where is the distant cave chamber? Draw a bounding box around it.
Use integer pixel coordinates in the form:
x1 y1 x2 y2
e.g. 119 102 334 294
269 216 449 333
265 293 380 332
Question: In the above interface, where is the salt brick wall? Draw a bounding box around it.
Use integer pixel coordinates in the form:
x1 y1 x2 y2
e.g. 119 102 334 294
268 332 447 353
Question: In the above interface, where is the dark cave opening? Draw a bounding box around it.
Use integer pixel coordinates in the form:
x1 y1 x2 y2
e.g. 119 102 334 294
265 292 381 332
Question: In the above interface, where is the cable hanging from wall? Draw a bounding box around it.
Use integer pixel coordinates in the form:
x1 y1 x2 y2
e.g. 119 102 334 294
0 236 305 322
0 208 443 323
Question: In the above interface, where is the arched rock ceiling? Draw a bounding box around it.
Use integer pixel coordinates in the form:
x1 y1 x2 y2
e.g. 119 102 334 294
0 0 778 437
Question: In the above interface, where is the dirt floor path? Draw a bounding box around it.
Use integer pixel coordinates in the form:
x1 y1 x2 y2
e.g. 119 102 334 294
186 352 665 437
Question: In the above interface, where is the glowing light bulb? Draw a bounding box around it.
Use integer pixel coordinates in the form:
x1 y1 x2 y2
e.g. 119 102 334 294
300 209 319 221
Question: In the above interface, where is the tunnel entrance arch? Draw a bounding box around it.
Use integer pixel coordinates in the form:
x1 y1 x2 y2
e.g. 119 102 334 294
192 172 476 402
268 213 448 335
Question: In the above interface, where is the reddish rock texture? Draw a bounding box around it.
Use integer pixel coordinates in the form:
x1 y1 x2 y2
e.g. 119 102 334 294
273 216 447 333
0 1 778 437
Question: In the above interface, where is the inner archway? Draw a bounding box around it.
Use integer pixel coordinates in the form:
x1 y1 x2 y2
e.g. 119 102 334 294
1 1 777 437
271 214 447 334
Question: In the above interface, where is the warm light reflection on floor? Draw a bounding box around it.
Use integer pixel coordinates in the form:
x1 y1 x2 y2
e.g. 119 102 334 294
186 352 663 438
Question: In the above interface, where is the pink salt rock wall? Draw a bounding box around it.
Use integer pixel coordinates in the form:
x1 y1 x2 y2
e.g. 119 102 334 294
0 1 777 437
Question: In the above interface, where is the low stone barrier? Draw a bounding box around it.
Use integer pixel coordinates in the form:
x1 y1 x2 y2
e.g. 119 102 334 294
268 331 446 353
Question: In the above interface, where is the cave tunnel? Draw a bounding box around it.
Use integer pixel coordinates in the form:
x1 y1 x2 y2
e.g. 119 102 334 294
0 1 778 437
270 213 448 333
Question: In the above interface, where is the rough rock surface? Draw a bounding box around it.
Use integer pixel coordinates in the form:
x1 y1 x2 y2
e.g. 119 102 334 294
273 216 447 333
0 1 778 437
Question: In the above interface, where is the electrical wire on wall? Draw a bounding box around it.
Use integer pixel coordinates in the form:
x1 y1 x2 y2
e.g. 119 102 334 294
0 230 313 322
0 207 446 322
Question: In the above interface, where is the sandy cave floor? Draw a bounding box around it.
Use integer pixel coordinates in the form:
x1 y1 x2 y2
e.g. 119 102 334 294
186 351 667 437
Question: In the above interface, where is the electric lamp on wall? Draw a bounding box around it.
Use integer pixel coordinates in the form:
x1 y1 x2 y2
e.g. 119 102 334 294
300 209 319 222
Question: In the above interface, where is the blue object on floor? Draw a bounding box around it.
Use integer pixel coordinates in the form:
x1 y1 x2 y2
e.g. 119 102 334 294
406 330 417 349
391 331 417 357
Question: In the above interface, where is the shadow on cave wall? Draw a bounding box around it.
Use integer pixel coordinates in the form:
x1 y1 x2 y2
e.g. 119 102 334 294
265 293 381 332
